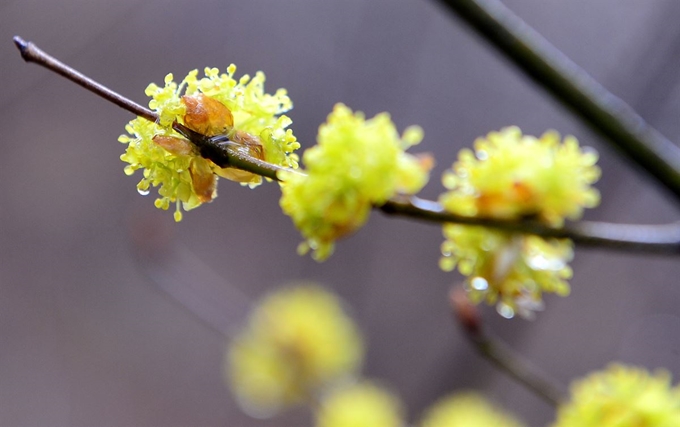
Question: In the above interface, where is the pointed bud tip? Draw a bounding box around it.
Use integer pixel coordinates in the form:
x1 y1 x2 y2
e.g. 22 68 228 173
13 36 30 61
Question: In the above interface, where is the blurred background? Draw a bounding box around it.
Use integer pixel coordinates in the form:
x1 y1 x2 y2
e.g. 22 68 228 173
2 0 680 426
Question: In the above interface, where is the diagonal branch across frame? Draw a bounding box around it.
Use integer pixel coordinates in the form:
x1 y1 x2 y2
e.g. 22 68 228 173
13 36 680 254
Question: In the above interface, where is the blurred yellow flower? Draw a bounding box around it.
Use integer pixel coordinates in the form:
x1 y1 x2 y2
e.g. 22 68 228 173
552 364 680 427
420 392 525 427
316 381 405 427
226 284 364 417
280 103 432 260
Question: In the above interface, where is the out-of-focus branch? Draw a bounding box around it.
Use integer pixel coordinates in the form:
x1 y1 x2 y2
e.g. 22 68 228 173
449 286 566 406
14 36 680 254
433 0 680 202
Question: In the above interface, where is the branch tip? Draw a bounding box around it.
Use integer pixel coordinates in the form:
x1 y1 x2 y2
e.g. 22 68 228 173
13 36 30 61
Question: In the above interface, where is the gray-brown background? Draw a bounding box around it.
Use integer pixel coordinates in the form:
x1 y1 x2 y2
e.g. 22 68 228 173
2 1 680 426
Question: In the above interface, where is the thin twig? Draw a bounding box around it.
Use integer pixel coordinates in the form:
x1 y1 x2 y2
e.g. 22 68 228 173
433 0 680 203
380 197 680 254
13 36 290 179
449 287 566 406
13 36 680 253
13 36 157 123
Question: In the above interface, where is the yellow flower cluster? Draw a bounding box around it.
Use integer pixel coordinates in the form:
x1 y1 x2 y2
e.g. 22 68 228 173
440 227 573 319
119 117 200 221
316 382 404 427
441 126 600 225
280 103 432 260
120 66 299 221
226 285 364 417
420 392 525 427
226 287 527 426
439 127 600 318
553 364 680 427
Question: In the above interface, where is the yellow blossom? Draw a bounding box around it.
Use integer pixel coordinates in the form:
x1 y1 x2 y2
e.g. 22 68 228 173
316 381 405 427
420 392 525 427
440 126 600 226
552 364 680 427
279 103 432 260
226 284 364 417
439 127 599 318
440 226 572 319
120 66 299 220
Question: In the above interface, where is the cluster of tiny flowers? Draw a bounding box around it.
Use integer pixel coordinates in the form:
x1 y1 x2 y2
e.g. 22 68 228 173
440 227 572 319
120 66 299 221
316 382 405 427
440 126 600 225
439 127 600 318
279 103 432 260
226 285 364 417
227 285 526 427
552 364 680 427
119 117 200 221
420 392 525 427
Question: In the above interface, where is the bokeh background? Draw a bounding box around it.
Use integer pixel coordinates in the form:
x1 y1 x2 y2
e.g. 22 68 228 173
2 0 680 426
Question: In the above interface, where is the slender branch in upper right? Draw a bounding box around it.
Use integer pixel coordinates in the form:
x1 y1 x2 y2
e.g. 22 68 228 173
433 0 680 203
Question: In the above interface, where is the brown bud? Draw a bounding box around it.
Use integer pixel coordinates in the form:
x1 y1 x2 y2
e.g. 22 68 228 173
182 94 234 136
230 130 265 160
152 135 195 156
189 158 217 203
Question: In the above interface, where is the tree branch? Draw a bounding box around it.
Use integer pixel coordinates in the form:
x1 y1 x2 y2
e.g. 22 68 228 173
14 36 680 254
13 36 289 179
433 0 680 203
449 286 566 406
380 197 680 254
13 36 157 123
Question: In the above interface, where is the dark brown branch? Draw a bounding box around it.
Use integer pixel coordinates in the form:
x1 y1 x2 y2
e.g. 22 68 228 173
380 197 680 254
14 36 157 123
13 36 289 179
13 35 680 254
